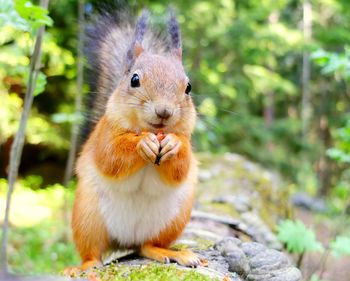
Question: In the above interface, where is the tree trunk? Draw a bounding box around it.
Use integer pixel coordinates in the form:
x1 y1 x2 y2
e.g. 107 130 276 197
0 0 49 274
317 117 331 195
317 87 332 196
264 91 275 152
301 0 312 139
264 12 279 152
63 0 84 186
61 0 85 242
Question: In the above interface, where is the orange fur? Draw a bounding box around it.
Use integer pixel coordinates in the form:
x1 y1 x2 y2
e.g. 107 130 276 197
90 116 147 179
156 134 191 186
71 183 110 268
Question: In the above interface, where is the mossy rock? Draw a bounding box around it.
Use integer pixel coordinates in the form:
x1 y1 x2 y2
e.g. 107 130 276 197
68 237 301 281
195 153 293 249
79 263 220 281
197 153 292 222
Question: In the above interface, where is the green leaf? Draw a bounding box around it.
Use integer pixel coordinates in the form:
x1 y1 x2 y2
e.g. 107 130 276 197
22 71 47 96
311 49 331 66
0 0 29 31
327 148 350 163
34 71 47 96
330 236 350 257
312 47 350 80
277 220 323 254
14 0 53 30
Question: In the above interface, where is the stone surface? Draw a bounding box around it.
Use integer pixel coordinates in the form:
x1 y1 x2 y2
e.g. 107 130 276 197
196 153 292 250
211 238 301 281
292 192 327 212
106 237 301 281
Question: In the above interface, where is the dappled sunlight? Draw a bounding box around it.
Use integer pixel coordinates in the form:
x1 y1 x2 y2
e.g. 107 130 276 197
0 179 78 273
0 179 73 227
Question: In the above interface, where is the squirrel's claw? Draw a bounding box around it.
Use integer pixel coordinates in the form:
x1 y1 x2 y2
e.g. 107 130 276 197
157 134 181 164
137 133 160 163
140 245 205 268
137 133 181 164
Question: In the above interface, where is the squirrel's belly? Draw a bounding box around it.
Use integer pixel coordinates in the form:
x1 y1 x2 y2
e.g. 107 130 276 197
89 164 191 246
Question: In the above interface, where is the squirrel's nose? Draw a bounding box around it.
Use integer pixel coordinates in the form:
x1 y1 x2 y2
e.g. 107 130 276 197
155 108 172 120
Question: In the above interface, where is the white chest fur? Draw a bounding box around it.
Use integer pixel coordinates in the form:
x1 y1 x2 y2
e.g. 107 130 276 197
82 159 191 246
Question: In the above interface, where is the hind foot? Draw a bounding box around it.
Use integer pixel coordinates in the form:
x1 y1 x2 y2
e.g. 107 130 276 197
140 244 205 267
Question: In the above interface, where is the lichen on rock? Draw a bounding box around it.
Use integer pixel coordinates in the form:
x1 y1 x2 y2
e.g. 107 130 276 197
196 153 293 249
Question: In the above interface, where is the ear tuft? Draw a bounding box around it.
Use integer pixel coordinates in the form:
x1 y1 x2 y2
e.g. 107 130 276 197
168 8 182 61
126 10 149 72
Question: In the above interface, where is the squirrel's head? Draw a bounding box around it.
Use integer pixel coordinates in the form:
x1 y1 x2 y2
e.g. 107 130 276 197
106 10 196 136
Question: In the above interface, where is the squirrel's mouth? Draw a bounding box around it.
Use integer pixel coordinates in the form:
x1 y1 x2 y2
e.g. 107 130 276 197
148 122 165 129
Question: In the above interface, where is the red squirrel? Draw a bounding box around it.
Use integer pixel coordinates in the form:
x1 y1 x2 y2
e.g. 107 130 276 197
66 9 202 273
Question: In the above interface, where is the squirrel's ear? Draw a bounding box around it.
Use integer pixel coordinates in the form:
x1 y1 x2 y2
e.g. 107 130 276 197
171 48 182 60
168 8 182 61
126 10 148 72
134 42 144 58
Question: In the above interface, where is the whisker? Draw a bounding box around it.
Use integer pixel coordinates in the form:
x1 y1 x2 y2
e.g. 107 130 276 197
217 108 239 115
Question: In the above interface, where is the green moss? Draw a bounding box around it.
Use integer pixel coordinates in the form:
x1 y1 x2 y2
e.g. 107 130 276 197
196 153 293 233
171 243 190 251
82 263 218 281
190 237 215 250
205 202 240 218
172 237 214 251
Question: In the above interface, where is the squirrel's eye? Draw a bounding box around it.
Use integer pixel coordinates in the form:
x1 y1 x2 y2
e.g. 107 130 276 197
185 83 191 95
131 74 140 88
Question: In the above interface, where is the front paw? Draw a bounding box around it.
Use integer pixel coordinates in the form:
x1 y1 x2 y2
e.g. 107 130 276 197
158 134 181 164
137 133 160 163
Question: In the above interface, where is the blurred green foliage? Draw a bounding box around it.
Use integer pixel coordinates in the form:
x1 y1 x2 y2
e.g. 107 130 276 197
330 236 350 257
326 120 350 213
0 0 73 153
277 219 323 254
0 179 78 273
6 221 78 274
312 48 350 213
277 218 350 280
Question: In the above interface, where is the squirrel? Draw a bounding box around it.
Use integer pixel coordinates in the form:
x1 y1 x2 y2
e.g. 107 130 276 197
66 7 203 274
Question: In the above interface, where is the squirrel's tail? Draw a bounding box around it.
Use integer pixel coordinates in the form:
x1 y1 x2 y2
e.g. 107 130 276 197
81 4 177 142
